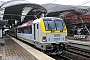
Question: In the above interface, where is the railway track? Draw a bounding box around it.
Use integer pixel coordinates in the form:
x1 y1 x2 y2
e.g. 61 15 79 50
50 55 72 60
22 40 72 60
60 55 72 60
51 46 90 60
62 46 90 60
21 39 90 60
17 37 90 60
67 46 90 58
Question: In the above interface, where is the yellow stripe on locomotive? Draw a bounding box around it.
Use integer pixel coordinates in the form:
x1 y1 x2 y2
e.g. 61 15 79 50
39 18 67 34
37 17 67 43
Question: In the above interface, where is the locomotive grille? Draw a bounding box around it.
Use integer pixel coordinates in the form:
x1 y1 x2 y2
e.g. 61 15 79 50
54 38 60 41
54 34 60 37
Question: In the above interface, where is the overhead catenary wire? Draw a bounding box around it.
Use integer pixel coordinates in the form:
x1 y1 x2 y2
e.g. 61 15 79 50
70 0 90 8
43 0 57 7
78 0 89 5
34 0 57 18
36 0 71 17
79 0 90 5
34 0 90 17
43 0 90 35
66 0 90 34
44 0 90 34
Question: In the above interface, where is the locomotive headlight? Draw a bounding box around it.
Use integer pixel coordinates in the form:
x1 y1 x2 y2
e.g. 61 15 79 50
42 36 47 42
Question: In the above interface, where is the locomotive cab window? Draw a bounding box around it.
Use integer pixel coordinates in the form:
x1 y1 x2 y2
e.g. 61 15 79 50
43 18 64 30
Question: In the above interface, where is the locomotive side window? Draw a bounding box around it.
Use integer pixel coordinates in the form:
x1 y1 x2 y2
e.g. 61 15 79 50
33 24 36 40
37 24 38 29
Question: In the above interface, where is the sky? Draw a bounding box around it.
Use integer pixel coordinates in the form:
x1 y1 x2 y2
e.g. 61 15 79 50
0 0 90 6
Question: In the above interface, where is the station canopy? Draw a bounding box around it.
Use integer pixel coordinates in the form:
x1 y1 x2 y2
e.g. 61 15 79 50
0 0 47 26
47 8 88 17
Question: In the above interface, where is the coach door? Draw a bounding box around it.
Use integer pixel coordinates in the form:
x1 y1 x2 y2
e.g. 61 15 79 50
33 23 39 41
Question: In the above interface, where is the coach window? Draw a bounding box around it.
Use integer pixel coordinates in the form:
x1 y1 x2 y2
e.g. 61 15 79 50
18 28 24 33
18 28 21 33
29 26 32 34
21 28 24 33
23 27 30 34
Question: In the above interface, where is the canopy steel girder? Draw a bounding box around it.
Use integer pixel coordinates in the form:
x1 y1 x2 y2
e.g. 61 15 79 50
0 0 47 27
47 8 88 17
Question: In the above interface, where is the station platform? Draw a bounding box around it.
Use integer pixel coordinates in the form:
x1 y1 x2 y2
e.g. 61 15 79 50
67 37 90 50
0 35 55 60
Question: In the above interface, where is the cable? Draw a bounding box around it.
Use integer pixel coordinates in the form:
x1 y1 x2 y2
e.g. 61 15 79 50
80 0 90 5
62 0 72 4
36 0 41 3
69 0 90 12
36 0 71 16
35 0 58 17
78 0 89 5
43 0 57 7
44 0 72 7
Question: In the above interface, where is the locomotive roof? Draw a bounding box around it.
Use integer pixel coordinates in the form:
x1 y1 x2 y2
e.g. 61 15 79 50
18 20 32 28
42 17 63 21
33 17 63 23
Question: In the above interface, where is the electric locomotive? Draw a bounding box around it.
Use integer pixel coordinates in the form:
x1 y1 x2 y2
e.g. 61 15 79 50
17 17 67 55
